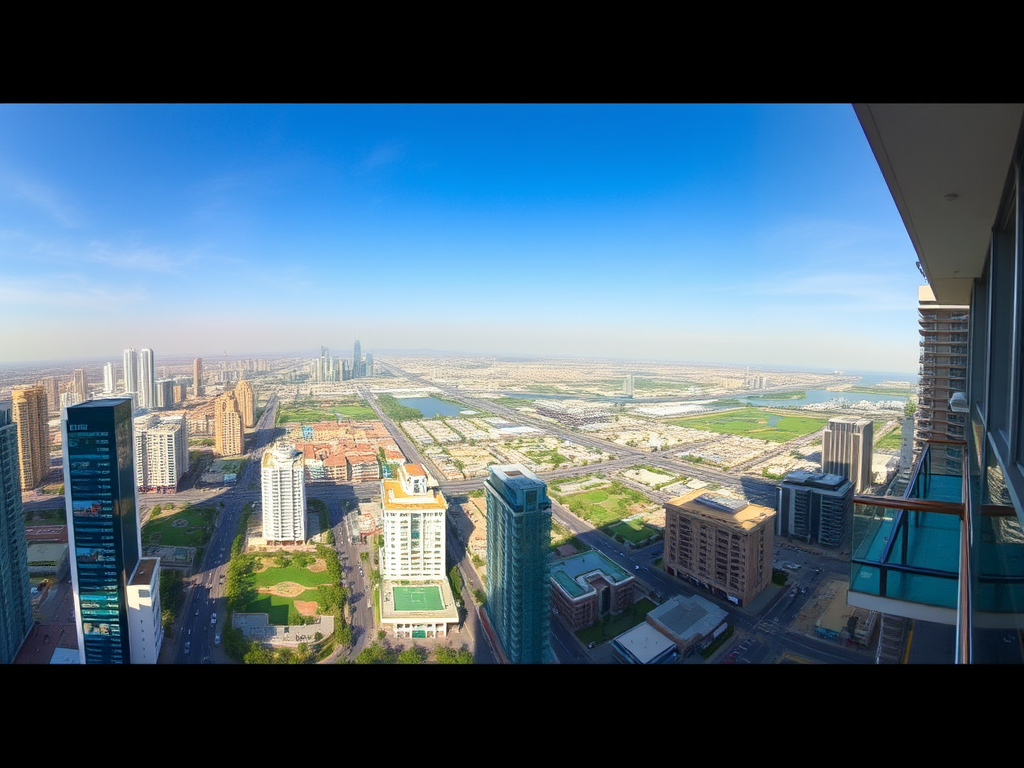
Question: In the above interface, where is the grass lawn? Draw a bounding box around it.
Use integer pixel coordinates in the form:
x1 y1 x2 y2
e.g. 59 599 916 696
576 598 658 644
607 518 660 544
667 407 828 443
876 429 904 450
276 399 374 424
141 507 215 547
242 590 320 625
252 562 335 589
558 482 658 530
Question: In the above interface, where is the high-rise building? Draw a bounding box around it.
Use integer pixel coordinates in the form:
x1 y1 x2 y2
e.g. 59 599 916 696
123 348 139 399
214 392 244 456
193 357 204 398
38 376 59 412
63 398 163 664
138 349 156 410
11 386 49 491
0 402 34 664
73 368 87 401
234 379 255 428
364 352 373 378
134 413 189 491
916 284 969 473
155 379 174 409
821 416 873 493
623 374 634 397
484 464 552 664
103 362 115 395
663 489 775 608
776 471 853 548
849 103 1024 663
353 339 362 378
261 443 306 545
380 463 447 581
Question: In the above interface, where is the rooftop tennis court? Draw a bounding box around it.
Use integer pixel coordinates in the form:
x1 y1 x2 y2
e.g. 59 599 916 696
392 585 445 612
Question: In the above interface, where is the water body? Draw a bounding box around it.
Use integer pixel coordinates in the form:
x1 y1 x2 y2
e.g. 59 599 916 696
740 389 908 408
396 396 465 418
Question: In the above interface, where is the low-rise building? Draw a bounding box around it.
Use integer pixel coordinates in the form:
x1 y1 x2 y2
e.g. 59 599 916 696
549 550 635 631
645 593 728 655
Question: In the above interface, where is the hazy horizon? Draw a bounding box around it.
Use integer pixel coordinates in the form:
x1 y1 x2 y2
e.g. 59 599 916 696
1 104 923 372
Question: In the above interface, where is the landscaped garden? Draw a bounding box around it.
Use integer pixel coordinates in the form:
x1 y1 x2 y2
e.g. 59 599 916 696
141 505 215 547
606 517 660 545
667 407 828 443
550 478 660 530
276 397 376 424
235 550 340 626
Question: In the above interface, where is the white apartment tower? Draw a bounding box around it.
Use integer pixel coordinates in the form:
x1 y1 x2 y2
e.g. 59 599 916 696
380 463 448 581
123 348 139 398
134 414 189 491
139 348 156 409
103 362 115 394
261 443 306 545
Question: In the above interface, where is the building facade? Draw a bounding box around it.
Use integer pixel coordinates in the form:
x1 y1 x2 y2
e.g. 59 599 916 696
234 379 255 428
134 413 189 491
12 385 49 491
777 470 853 548
214 392 245 457
484 464 552 664
193 357 204 397
663 489 775 608
123 348 138 399
0 402 34 664
38 376 59 412
822 416 874 493
261 443 306 544
379 463 447 581
138 348 155 410
73 368 87 401
103 362 115 394
549 550 635 631
63 398 162 664
917 284 969 472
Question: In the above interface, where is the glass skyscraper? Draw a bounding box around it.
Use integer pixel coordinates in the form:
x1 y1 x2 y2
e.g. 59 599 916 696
63 398 144 663
0 401 33 664
484 464 552 664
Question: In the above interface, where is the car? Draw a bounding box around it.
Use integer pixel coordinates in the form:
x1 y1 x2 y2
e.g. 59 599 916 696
215 634 221 646
210 612 217 626
587 641 596 649
195 609 200 616
635 565 640 570
184 641 190 654
729 650 739 659
618 552 625 557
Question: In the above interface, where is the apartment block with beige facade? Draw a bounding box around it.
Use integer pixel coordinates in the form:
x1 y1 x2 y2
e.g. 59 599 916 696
12 386 49 491
234 379 255 428
663 489 775 608
214 392 245 457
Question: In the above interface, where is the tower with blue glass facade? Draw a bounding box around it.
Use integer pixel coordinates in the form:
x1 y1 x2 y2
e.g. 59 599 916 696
484 464 552 664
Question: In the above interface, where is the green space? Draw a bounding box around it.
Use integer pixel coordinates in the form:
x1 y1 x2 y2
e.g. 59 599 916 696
667 407 828 443
488 396 531 408
846 385 913 397
393 585 445 611
607 518 660 545
745 390 805 400
633 378 706 392
189 437 215 447
521 448 570 467
876 428 904 450
142 506 215 547
576 597 658 645
252 563 334 590
276 397 375 424
552 480 657 529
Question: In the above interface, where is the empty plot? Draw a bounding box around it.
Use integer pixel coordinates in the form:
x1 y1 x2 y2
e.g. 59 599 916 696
667 407 827 443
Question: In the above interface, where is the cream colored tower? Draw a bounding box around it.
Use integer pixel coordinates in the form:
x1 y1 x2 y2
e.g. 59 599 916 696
12 386 49 490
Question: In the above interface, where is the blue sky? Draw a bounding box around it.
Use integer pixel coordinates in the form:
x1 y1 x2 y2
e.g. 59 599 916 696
0 104 922 374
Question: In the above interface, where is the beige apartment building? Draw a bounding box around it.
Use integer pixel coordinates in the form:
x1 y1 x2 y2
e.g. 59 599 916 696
214 392 244 457
234 379 255 428
12 386 49 490
822 416 874 493
663 489 775 608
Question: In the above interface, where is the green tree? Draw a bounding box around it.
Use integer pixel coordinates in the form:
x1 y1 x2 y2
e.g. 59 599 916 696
244 642 274 664
398 646 426 664
357 641 396 664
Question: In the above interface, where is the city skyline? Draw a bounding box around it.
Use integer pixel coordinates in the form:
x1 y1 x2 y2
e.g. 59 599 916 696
0 104 921 372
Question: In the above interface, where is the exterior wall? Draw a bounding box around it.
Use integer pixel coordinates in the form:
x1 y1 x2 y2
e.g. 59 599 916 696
261 444 306 543
484 464 552 664
663 492 774 607
139 349 155 410
123 348 138 397
64 398 143 664
822 417 874 493
12 386 49 491
0 403 34 664
380 465 447 581
235 379 255 428
125 557 162 664
193 358 204 397
777 473 853 548
214 393 245 456
917 288 969 473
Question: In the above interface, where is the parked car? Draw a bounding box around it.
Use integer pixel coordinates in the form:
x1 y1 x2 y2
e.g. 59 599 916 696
210 612 217 626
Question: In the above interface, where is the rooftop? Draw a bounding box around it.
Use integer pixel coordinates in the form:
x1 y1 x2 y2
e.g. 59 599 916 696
550 550 633 599
666 488 774 530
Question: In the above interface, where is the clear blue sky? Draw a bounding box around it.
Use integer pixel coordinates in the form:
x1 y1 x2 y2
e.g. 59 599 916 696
0 104 922 374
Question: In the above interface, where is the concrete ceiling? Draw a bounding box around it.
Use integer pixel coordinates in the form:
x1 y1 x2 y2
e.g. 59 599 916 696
854 103 1023 305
